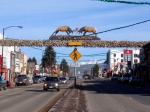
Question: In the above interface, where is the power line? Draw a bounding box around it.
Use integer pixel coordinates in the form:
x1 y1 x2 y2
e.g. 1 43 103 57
93 0 150 5
87 19 150 35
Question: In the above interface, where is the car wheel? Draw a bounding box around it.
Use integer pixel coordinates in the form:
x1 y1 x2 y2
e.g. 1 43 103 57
16 84 19 86
0 86 3 91
43 88 48 91
3 85 7 90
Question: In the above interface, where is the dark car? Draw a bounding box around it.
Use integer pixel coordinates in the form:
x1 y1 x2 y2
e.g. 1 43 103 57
83 74 91 80
120 74 131 83
33 75 43 83
69 76 75 80
0 76 7 91
111 74 119 81
15 75 30 86
129 76 141 84
43 77 60 91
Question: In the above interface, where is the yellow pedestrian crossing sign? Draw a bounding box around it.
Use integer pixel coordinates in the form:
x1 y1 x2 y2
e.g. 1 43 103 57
69 48 82 62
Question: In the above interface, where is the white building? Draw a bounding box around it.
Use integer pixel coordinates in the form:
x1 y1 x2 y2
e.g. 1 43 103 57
0 33 22 81
107 49 140 72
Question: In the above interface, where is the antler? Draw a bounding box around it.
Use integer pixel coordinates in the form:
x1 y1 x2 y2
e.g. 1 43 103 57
73 27 79 32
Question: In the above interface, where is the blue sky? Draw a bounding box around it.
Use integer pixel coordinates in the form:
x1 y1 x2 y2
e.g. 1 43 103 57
0 0 150 64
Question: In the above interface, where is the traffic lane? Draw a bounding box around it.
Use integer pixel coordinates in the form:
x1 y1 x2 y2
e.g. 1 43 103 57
84 78 150 105
0 83 43 101
0 80 73 112
83 78 150 112
107 79 150 106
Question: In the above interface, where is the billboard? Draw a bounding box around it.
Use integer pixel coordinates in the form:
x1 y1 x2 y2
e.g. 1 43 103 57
124 50 132 62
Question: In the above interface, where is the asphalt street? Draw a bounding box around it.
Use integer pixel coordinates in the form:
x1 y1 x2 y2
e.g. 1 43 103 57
0 81 72 112
83 78 150 112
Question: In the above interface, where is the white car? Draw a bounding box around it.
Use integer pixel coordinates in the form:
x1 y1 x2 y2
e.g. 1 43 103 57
60 77 67 84
28 77 33 85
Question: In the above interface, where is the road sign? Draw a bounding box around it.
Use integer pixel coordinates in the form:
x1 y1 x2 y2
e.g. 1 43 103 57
70 62 80 67
68 42 82 46
69 48 82 62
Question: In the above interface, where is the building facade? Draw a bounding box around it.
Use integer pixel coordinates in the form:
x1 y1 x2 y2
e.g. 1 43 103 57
107 49 140 73
137 43 150 82
20 52 27 74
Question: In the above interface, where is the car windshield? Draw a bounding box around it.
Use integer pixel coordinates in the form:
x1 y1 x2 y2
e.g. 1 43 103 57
46 77 59 81
34 76 41 78
123 75 131 77
60 77 66 80
132 76 140 79
17 75 26 78
70 76 74 78
113 75 118 77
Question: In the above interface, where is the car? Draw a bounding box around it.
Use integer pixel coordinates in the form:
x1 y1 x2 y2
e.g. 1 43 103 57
129 76 141 84
33 75 43 83
43 76 60 91
15 75 30 86
111 74 119 81
42 76 47 81
59 77 67 84
83 74 91 80
69 76 75 80
120 74 131 83
28 77 33 85
0 76 7 91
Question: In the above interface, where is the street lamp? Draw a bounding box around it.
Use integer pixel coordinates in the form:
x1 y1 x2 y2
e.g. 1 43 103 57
1 26 23 74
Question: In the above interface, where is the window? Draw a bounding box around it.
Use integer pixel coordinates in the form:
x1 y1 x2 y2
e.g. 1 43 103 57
134 54 138 57
121 54 123 57
121 59 123 62
113 54 116 57
114 59 116 62
134 59 138 64
15 52 20 59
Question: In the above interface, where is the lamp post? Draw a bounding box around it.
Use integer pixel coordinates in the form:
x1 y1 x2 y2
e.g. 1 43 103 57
1 26 23 74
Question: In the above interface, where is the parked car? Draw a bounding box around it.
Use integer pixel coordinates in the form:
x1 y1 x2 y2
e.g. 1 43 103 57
33 75 43 83
15 75 30 86
118 74 122 83
28 77 33 85
83 74 91 80
111 74 119 81
59 77 67 84
0 76 7 91
69 76 75 80
41 76 47 81
43 76 60 91
129 76 141 84
120 74 131 83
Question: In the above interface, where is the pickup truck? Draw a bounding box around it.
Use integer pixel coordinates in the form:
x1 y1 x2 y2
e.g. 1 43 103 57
0 76 7 91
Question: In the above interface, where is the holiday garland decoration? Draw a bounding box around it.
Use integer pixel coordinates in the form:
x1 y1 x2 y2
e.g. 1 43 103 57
0 39 149 47
93 0 150 5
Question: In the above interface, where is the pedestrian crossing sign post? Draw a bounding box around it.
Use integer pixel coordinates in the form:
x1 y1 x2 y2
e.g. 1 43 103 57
69 48 82 62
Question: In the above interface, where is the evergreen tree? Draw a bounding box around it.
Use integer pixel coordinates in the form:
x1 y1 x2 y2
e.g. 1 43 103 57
92 63 99 77
41 47 56 68
32 57 37 65
60 59 69 75
27 58 32 62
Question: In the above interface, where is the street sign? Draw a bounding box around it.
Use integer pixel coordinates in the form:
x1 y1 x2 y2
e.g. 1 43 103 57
69 48 82 62
70 62 80 67
68 42 82 46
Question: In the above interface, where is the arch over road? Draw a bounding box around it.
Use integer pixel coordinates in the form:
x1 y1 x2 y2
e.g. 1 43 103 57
0 39 149 47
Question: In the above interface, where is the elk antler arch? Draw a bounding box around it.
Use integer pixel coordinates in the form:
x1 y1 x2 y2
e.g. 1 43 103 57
0 39 149 47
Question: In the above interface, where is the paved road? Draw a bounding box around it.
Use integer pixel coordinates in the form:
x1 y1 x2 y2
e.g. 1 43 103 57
83 78 150 112
0 81 73 112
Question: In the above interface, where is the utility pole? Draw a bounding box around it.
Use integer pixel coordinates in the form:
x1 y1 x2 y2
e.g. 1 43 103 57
74 66 76 87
